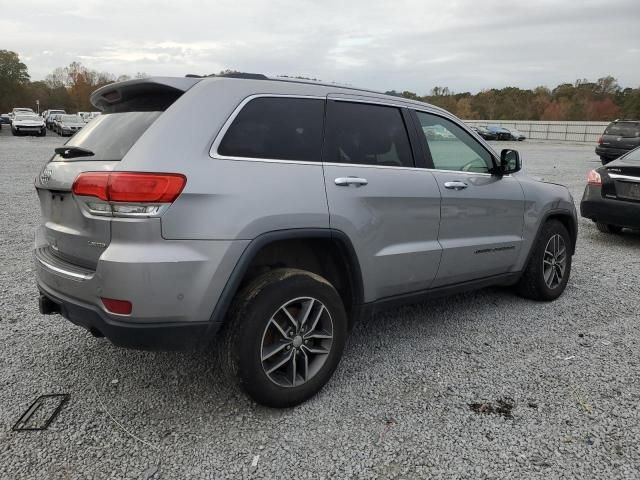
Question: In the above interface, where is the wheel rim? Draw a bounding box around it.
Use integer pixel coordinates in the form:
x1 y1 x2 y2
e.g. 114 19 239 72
542 234 567 289
260 297 333 388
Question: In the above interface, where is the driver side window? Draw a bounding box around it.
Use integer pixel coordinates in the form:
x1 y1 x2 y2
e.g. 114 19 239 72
415 111 493 173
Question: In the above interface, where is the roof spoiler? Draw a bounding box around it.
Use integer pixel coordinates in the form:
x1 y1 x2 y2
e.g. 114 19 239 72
90 77 201 112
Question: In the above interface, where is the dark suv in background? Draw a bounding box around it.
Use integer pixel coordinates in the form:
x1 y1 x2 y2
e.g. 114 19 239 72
596 120 640 164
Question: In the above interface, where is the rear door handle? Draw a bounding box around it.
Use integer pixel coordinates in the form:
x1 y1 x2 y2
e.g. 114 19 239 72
443 181 468 190
335 177 368 187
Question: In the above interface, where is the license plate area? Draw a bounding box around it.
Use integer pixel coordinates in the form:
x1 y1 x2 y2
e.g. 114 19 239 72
615 181 640 201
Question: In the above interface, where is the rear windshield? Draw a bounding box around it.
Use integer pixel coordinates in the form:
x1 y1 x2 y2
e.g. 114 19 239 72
622 147 640 163
605 122 640 138
55 111 161 161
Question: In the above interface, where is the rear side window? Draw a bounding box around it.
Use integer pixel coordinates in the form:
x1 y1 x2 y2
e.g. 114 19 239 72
55 112 162 161
218 97 325 162
323 101 414 167
605 122 640 138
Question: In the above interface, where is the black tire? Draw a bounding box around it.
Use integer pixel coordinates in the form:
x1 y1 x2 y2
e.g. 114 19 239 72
600 156 612 165
11 129 17 136
39 128 46 137
516 220 572 301
219 268 348 408
596 222 622 234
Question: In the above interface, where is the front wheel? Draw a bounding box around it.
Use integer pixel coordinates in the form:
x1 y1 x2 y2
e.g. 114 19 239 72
220 268 348 407
516 220 572 301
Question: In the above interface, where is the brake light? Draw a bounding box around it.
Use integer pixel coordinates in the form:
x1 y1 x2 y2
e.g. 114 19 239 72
587 169 602 185
598 136 603 145
72 172 186 203
101 297 132 315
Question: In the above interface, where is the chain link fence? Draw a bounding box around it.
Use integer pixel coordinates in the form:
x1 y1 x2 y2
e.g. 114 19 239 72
463 120 609 143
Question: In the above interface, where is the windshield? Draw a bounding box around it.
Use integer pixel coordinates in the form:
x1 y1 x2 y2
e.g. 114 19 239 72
605 122 640 138
56 111 162 161
61 115 81 122
15 115 39 121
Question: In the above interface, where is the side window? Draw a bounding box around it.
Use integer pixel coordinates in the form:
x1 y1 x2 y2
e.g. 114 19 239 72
324 101 414 167
218 97 324 162
415 111 494 173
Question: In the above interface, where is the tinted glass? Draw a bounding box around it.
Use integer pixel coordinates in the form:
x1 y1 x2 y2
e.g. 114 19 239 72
324 101 413 167
218 97 324 162
622 147 640 163
416 112 494 173
55 111 162 161
605 122 640 138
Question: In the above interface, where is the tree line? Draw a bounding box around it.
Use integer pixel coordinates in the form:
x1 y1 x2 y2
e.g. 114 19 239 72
386 76 640 121
0 49 146 113
1 49 639 120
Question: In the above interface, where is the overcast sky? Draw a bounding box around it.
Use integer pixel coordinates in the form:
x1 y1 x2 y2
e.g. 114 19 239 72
3 0 639 94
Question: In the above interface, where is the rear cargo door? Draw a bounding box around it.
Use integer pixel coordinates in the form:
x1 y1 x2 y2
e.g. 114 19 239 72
35 78 199 269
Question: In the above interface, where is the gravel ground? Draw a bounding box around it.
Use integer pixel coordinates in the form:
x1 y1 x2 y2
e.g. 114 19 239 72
1 127 639 479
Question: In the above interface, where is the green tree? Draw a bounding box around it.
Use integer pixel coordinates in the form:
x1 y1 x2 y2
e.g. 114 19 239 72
0 50 30 112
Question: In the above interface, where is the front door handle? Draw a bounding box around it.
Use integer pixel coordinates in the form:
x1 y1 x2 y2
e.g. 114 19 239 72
335 177 368 187
443 181 468 190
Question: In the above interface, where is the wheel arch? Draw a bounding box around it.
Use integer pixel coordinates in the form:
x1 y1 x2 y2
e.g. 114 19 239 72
528 209 578 263
204 229 364 342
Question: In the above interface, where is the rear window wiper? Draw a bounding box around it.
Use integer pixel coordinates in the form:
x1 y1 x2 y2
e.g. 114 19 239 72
54 146 95 159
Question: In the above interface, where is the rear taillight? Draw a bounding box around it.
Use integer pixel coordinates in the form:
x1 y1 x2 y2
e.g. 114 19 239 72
587 169 602 185
598 136 603 145
72 172 186 217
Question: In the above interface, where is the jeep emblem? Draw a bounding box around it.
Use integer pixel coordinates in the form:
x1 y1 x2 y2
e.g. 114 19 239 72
40 168 53 184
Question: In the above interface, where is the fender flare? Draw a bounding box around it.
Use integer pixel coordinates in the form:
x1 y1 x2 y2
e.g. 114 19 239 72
524 208 578 269
203 228 364 342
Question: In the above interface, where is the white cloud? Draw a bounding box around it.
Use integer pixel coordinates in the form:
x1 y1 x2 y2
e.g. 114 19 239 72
3 0 639 93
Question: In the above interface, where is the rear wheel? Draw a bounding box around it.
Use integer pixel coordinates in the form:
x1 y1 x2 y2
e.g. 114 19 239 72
516 220 572 301
600 156 612 165
220 268 348 407
595 222 623 234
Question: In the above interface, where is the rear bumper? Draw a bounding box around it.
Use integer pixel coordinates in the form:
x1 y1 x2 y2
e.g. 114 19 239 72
580 185 640 229
38 283 208 350
595 145 630 159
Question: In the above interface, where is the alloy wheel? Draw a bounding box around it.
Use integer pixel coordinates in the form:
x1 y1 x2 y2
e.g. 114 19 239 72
542 234 567 289
260 297 333 388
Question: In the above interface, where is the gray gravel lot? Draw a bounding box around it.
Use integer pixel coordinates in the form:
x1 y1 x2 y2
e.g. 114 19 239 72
1 127 639 479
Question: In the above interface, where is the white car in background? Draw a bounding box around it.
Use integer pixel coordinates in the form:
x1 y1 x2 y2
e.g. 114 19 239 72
9 107 36 119
81 111 101 122
11 114 46 136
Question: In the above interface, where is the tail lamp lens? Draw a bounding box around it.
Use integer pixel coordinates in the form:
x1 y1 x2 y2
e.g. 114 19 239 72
587 169 602 185
101 297 132 315
72 172 186 203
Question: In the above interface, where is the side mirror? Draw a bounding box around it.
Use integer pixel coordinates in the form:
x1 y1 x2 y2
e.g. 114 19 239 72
500 149 522 175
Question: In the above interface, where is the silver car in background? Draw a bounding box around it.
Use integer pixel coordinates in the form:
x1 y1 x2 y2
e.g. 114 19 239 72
34 74 577 407
55 114 85 136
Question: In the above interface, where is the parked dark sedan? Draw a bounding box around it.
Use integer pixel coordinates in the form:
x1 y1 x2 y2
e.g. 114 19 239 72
505 128 526 141
470 126 497 140
486 125 512 140
595 120 640 165
581 146 640 233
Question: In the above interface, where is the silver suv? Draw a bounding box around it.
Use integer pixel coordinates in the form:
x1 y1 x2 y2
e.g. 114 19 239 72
34 74 577 407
